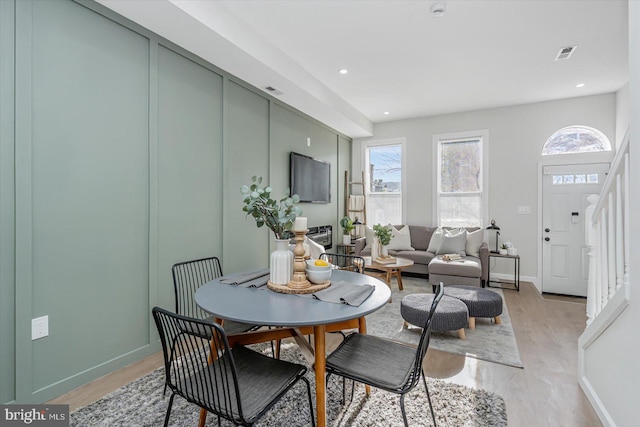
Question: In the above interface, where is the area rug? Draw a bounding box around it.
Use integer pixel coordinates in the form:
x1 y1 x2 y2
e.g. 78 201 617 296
365 277 524 368
71 343 507 427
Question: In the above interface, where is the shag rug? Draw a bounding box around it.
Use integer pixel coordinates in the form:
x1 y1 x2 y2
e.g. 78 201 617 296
71 343 507 427
366 277 523 368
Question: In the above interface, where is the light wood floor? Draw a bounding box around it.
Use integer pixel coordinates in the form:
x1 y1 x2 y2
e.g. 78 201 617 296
50 281 601 426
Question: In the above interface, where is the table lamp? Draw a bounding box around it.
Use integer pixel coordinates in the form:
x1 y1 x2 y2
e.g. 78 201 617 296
486 219 501 253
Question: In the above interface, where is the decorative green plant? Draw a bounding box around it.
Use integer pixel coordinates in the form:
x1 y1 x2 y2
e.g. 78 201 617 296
373 224 393 246
241 176 302 240
339 216 354 235
500 243 508 250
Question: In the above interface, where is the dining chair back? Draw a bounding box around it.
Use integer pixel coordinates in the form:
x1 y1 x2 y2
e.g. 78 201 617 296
152 307 315 427
325 284 445 426
172 257 223 319
319 253 365 273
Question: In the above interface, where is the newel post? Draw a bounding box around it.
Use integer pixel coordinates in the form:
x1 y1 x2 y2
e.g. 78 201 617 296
585 194 599 327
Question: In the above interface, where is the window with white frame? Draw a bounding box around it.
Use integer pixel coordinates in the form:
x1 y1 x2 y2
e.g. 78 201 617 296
363 140 404 225
434 131 488 228
542 125 611 155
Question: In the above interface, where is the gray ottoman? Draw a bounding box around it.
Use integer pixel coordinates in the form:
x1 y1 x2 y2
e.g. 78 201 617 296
401 294 468 339
444 285 503 330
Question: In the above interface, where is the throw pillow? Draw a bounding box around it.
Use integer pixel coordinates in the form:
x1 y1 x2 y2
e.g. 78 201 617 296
427 227 444 253
465 228 484 258
386 225 415 251
436 229 468 255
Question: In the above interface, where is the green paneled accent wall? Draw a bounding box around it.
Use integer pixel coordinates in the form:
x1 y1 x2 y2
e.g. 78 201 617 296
24 0 150 393
270 104 340 236
1 0 351 403
224 81 270 274
157 45 224 309
0 0 16 404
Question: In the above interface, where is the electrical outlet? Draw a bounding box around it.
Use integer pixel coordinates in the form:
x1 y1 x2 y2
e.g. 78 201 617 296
517 205 531 215
32 316 49 340
306 137 311 147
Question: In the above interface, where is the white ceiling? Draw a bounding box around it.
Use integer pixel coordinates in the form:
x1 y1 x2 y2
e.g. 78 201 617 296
97 0 628 138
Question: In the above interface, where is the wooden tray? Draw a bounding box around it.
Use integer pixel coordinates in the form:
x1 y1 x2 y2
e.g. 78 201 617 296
267 280 331 294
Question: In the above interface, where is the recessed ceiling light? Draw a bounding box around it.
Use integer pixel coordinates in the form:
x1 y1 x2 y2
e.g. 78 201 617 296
339 69 348 75
576 83 585 88
431 3 446 17
383 111 390 115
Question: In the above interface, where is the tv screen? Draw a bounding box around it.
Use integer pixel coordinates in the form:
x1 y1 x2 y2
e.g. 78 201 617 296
290 152 331 203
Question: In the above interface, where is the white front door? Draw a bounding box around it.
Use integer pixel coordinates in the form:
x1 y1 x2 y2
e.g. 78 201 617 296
542 164 607 296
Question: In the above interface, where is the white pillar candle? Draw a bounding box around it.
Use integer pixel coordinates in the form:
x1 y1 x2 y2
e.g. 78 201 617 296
293 216 307 231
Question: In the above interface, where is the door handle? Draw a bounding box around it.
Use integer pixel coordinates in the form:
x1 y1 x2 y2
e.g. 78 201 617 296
545 228 550 233
545 237 550 242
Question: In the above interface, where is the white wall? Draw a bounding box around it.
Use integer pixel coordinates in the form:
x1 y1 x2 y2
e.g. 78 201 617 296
354 94 616 283
615 83 630 148
581 3 639 425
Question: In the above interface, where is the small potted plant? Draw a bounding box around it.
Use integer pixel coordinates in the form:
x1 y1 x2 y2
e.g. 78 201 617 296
339 216 354 244
499 243 508 255
373 224 394 258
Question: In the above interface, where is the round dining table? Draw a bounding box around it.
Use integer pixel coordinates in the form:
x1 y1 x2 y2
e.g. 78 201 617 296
195 269 391 427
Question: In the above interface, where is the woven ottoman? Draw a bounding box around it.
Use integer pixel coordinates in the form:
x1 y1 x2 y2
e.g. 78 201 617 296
400 294 468 339
444 285 503 330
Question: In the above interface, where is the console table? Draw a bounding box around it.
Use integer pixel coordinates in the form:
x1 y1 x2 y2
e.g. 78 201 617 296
487 253 520 291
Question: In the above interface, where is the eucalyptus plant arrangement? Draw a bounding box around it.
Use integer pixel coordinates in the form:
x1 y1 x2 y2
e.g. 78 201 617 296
241 176 302 240
339 216 355 235
373 224 394 246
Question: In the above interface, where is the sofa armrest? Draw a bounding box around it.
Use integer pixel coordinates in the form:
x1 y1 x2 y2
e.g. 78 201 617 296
354 237 367 256
479 242 489 282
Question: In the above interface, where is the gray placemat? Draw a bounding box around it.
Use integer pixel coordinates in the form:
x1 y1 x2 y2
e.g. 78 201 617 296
219 268 270 288
299 280 374 306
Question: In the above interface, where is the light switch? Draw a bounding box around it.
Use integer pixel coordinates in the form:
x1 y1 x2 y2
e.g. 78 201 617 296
306 137 311 147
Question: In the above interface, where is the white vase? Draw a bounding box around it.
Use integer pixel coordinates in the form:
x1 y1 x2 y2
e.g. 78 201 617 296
381 244 389 257
507 247 518 256
342 234 351 245
371 238 379 260
270 238 293 285
499 248 508 255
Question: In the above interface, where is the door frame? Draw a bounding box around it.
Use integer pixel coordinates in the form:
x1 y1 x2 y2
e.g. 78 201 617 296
536 152 613 294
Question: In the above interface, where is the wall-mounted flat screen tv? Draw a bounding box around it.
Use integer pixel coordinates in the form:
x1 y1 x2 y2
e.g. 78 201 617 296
290 152 331 203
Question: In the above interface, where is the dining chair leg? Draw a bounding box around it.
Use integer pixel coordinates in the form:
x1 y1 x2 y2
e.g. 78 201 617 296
302 376 316 427
400 394 409 427
422 373 437 427
163 393 175 427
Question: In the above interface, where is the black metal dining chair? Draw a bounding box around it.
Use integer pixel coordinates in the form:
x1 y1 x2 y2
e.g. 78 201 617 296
152 307 315 427
325 284 445 427
172 257 259 335
319 252 365 273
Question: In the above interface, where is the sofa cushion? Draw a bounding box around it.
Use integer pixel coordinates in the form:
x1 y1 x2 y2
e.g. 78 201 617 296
465 228 484 258
386 225 414 251
408 226 433 251
429 256 481 278
436 229 467 255
393 250 434 266
427 227 444 253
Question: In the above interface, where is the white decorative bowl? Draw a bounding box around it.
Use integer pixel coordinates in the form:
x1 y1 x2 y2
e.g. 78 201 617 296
306 260 332 271
306 268 331 284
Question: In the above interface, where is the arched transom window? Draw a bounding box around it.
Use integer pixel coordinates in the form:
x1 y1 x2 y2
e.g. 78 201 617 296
542 125 611 156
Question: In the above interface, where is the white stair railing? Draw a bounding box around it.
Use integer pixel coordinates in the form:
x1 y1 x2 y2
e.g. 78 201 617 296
584 132 630 326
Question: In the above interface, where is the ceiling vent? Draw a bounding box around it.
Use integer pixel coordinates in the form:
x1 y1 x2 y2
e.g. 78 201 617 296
264 86 283 96
555 45 578 61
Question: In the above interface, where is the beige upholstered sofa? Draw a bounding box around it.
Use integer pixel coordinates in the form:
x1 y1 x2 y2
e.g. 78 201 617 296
354 225 490 287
